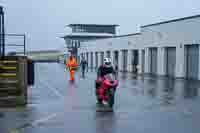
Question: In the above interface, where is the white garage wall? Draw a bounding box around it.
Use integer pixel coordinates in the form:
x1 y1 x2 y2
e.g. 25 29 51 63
80 34 142 53
141 16 200 79
141 16 200 47
78 15 200 80
80 16 200 53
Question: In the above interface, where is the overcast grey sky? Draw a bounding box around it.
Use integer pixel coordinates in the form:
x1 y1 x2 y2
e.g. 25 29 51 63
1 0 200 50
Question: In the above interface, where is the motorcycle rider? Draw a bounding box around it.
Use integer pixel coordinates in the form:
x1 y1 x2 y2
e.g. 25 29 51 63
96 57 116 104
80 56 88 78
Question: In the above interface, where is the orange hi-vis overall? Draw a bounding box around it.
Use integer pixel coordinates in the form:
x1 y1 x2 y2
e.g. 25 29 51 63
66 57 78 81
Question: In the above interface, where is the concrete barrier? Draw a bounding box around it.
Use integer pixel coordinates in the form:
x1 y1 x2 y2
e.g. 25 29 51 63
0 56 28 107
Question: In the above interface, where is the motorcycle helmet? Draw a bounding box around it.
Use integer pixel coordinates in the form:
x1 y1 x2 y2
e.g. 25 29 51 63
103 58 112 67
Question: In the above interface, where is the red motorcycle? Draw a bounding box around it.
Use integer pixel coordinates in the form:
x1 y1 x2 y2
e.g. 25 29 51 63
95 73 118 108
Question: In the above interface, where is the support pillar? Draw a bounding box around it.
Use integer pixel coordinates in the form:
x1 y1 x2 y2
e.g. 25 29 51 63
92 52 95 70
90 52 93 69
104 51 107 58
127 50 132 72
175 44 185 78
138 49 143 74
98 52 101 67
144 48 150 73
110 50 114 65
157 47 166 76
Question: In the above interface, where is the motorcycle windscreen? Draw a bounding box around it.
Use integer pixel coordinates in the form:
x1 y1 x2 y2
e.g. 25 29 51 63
104 73 116 81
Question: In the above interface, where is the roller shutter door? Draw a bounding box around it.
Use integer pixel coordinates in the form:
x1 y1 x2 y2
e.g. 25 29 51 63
149 48 157 74
122 50 128 72
101 52 104 65
186 45 199 80
166 47 176 77
86 53 89 65
106 51 111 58
132 50 139 73
142 50 145 73
95 52 98 69
90 52 93 69
114 51 119 70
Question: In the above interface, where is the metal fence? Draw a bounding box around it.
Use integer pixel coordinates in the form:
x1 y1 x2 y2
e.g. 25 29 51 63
4 34 26 56
0 6 26 58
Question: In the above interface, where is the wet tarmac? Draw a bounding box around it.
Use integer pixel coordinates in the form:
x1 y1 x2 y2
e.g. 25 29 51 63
0 63 200 133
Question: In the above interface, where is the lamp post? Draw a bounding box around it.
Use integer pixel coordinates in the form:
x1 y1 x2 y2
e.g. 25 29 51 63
0 6 5 58
0 6 1 56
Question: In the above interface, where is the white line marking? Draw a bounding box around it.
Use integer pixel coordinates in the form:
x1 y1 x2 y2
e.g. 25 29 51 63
39 80 63 98
32 113 58 126
9 113 60 132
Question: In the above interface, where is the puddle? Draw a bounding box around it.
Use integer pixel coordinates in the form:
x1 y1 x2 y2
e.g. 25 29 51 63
0 112 4 118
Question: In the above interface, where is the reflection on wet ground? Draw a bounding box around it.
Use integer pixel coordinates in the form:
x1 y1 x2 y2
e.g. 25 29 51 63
119 72 200 105
0 63 200 133
95 112 117 133
0 112 4 118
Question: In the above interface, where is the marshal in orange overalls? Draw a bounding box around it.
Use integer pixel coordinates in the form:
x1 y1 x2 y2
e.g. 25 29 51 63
66 56 78 81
